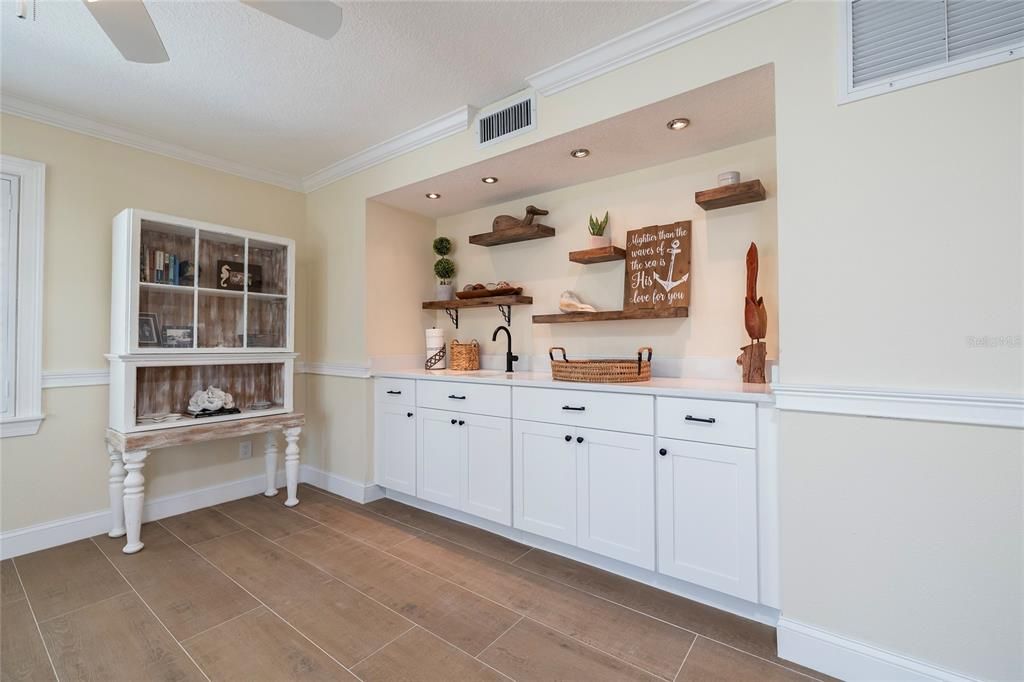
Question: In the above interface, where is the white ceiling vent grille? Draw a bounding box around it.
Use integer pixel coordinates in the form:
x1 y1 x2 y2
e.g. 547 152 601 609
477 94 536 148
842 0 1023 103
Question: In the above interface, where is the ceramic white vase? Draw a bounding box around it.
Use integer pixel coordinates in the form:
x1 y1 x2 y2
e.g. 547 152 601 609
589 235 611 248
436 283 453 300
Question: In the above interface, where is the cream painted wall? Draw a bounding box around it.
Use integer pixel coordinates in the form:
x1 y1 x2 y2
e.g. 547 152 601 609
433 138 777 367
366 200 436 357
301 1 1022 678
0 113 308 531
780 412 1023 680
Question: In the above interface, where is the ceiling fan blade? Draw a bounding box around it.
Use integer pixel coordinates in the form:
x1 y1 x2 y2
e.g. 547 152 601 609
241 1 342 39
82 0 169 64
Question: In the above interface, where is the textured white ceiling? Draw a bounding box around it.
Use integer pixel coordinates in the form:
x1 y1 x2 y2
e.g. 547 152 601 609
1 1 687 179
372 65 775 218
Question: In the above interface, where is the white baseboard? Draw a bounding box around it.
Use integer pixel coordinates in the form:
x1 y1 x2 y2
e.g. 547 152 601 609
0 465 384 559
777 618 979 682
299 464 384 503
384 489 779 627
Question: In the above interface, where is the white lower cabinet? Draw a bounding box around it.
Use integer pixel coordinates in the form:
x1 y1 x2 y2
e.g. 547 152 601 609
513 420 656 570
656 437 758 601
374 402 417 496
417 408 512 525
462 415 512 525
577 428 655 570
513 420 578 545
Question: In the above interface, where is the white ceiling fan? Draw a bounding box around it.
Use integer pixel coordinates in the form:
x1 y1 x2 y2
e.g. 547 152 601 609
79 0 343 64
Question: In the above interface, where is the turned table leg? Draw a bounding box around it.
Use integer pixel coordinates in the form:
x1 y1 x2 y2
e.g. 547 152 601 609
122 450 149 554
107 444 126 538
283 426 301 507
264 431 280 497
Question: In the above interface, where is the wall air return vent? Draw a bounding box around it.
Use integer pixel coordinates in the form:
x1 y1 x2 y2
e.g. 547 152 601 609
477 93 537 148
841 0 1023 103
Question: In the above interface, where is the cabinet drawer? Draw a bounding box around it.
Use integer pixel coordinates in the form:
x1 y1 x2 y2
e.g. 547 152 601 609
375 378 416 406
656 397 755 448
513 387 653 435
417 380 511 418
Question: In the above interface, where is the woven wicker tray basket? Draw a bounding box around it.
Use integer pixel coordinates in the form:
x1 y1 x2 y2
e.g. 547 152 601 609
549 347 653 383
450 339 481 371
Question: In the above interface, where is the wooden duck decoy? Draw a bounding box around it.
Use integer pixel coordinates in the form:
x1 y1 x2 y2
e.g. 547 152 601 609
493 205 549 232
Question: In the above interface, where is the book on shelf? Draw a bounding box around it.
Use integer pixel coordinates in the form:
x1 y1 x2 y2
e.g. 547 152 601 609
141 249 189 286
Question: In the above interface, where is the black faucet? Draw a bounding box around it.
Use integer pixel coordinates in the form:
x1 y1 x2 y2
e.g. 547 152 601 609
492 325 518 373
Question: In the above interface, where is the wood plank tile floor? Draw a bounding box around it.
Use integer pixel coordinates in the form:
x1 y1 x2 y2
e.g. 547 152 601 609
1 484 830 682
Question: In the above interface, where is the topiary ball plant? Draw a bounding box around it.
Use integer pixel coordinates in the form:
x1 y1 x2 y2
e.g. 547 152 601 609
433 257 456 284
432 236 453 256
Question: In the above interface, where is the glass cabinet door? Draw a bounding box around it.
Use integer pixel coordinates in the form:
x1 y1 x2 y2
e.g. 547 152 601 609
246 239 289 349
137 221 195 350
198 230 246 349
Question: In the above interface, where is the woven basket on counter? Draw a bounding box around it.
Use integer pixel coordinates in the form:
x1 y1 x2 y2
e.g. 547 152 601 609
450 339 481 371
549 347 653 383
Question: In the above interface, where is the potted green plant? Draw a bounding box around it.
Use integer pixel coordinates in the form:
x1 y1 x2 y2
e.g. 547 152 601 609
433 237 455 300
588 211 610 248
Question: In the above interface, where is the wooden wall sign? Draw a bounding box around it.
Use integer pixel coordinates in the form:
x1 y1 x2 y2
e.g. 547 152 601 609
623 221 691 310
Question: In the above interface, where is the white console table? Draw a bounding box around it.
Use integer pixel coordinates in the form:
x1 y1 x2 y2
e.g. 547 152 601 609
105 412 305 554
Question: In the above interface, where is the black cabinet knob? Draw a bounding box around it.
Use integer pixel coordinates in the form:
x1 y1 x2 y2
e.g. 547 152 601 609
659 448 668 456
458 420 465 426
407 412 413 418
451 418 457 425
564 435 572 442
576 436 584 444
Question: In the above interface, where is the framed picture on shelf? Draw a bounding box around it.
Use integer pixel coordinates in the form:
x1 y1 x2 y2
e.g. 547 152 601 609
138 313 161 346
216 260 263 292
162 326 194 348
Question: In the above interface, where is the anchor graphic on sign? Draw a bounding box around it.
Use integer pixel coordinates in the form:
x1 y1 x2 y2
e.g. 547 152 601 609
653 239 689 292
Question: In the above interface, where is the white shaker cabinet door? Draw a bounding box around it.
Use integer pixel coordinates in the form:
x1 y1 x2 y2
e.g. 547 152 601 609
656 438 758 601
417 408 462 510
576 428 655 570
513 420 577 545
461 413 512 525
374 402 417 496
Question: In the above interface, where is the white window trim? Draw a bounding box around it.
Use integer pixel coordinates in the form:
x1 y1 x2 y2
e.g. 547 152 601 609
838 1 1024 105
0 155 45 438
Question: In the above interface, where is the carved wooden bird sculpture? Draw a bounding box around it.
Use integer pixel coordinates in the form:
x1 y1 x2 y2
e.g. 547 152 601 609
493 205 549 232
744 242 767 341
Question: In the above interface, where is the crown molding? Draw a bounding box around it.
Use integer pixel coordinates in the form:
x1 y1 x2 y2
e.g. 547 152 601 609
302 105 473 192
1 95 305 192
526 0 787 96
772 383 1024 429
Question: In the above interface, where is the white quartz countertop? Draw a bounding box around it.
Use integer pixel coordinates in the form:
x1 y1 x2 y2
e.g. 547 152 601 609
373 368 774 404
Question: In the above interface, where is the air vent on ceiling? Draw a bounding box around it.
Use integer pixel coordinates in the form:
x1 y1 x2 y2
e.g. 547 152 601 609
477 93 536 148
842 0 1023 103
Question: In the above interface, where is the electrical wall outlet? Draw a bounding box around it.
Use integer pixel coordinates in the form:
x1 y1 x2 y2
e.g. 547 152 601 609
239 440 252 460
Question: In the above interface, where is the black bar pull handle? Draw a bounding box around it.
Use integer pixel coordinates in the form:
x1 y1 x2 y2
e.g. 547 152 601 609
684 415 717 424
386 390 402 395
562 405 586 411
448 394 467 400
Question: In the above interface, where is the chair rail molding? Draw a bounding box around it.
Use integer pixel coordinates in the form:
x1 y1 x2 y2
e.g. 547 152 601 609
772 383 1024 429
526 0 787 96
298 361 372 379
42 369 111 389
777 618 979 682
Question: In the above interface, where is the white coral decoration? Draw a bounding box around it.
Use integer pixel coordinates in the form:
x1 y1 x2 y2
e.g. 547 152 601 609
188 386 235 413
559 290 596 313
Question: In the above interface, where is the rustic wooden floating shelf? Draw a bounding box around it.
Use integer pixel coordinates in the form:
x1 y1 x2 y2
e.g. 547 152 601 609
423 295 532 328
569 246 626 264
695 179 766 210
468 225 556 247
533 307 688 324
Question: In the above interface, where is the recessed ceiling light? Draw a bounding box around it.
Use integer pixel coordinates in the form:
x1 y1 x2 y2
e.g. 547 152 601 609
425 192 441 199
481 177 498 184
569 148 590 159
666 118 690 131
